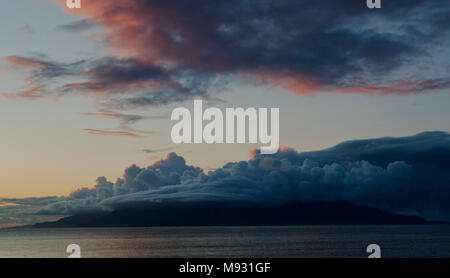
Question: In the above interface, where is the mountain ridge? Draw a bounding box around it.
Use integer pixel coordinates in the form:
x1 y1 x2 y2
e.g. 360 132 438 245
32 202 443 228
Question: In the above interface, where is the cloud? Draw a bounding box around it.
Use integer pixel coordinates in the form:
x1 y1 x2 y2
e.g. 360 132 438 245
3 56 49 69
51 0 449 94
56 19 96 32
81 109 164 127
0 196 63 228
1 55 86 102
81 110 146 124
0 202 20 208
2 131 448 228
83 128 143 138
142 148 174 154
2 0 449 109
0 86 56 101
81 110 163 137
1 55 208 109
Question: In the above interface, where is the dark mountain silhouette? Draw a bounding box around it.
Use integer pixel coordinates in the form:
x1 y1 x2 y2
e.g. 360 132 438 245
32 202 440 228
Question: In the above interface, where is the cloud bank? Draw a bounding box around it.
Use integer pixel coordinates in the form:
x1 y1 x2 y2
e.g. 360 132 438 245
1 131 449 227
2 0 450 109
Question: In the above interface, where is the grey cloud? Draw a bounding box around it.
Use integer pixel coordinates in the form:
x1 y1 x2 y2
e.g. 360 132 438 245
56 19 96 32
26 132 450 223
142 148 174 154
3 0 450 108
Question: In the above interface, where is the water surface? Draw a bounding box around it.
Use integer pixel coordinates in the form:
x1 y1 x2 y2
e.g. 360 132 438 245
0 225 449 258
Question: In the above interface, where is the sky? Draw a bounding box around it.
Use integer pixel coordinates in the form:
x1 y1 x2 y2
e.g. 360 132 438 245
0 0 449 227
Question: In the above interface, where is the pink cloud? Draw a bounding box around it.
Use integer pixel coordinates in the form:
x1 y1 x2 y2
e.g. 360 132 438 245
0 86 57 101
3 56 49 69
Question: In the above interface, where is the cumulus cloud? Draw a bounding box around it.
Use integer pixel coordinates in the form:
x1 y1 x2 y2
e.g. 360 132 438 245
3 131 449 228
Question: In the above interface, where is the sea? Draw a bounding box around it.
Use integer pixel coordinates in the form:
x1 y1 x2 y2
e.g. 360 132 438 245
0 225 449 258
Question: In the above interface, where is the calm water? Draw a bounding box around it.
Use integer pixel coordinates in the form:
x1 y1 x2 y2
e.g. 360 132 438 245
0 225 449 258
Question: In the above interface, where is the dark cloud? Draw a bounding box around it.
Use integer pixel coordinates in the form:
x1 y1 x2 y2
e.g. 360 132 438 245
2 131 447 226
1 55 207 108
56 19 96 32
298 131 450 167
50 0 447 94
2 0 449 108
